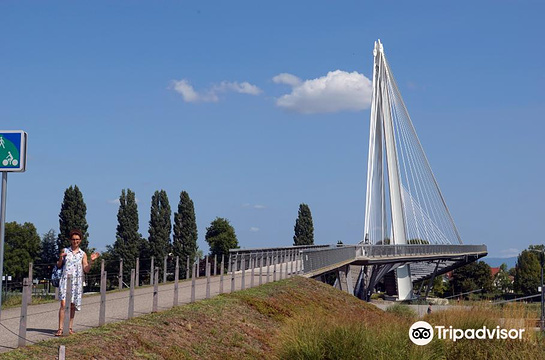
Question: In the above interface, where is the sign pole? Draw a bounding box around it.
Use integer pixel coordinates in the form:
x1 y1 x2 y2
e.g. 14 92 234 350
0 130 28 321
0 171 8 321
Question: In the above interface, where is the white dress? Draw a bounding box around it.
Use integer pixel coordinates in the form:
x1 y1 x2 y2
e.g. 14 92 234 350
59 247 85 311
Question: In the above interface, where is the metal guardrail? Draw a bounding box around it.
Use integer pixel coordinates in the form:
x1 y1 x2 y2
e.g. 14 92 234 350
301 244 487 274
360 244 487 258
229 245 329 254
302 246 357 273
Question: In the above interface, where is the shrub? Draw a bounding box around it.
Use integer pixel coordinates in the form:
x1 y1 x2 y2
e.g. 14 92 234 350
385 303 417 320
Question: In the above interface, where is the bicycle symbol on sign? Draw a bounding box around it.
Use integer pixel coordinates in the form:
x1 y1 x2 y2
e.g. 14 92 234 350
2 152 18 167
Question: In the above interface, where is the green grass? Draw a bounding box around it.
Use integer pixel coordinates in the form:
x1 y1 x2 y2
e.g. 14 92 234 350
385 303 418 320
1 277 545 360
1 293 56 309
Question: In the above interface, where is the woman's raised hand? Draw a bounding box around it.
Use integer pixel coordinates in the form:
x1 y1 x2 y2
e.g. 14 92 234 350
90 252 100 261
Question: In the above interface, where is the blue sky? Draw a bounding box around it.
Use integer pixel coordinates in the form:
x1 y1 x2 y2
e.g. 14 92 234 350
1 1 543 259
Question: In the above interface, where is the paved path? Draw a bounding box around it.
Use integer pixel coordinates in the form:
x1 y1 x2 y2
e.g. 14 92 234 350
0 263 299 353
371 301 470 317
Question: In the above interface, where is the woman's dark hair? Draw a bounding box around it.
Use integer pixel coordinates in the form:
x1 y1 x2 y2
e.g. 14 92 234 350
69 229 83 240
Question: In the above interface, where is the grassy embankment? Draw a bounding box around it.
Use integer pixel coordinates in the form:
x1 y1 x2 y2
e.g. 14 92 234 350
0 276 544 360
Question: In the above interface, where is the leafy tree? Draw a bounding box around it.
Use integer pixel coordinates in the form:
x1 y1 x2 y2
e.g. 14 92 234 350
58 185 89 251
108 189 143 274
433 276 449 297
529 244 545 252
514 249 541 295
4 222 41 283
494 263 513 294
451 261 493 295
172 191 198 277
293 203 314 246
38 229 58 279
205 217 238 258
147 190 172 278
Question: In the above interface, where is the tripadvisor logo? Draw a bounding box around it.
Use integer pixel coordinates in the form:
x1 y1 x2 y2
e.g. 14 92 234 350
409 321 526 345
409 321 434 345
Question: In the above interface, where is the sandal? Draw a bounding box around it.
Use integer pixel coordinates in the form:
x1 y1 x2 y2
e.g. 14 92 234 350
69 328 75 335
54 329 63 337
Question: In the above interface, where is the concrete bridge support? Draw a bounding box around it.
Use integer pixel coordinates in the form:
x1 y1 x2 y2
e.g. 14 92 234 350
337 265 354 295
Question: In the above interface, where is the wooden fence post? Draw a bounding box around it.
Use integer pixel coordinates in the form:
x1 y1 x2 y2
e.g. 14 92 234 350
191 262 196 303
213 255 217 276
206 262 211 299
205 256 209 280
174 256 179 307
163 255 168 283
128 269 135 319
99 269 106 326
241 254 246 290
279 251 283 280
152 267 159 312
250 257 255 288
266 253 271 283
136 257 140 287
273 251 277 282
150 257 154 286
63 274 72 336
119 259 123 291
219 254 224 294
18 278 29 347
230 256 235 293
259 252 263 286
289 250 293 277
27 262 33 305
186 256 190 280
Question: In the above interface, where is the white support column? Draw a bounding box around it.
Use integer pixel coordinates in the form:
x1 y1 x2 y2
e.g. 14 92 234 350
370 40 413 300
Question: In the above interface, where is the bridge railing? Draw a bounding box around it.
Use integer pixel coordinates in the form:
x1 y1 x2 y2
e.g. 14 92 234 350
302 246 357 274
360 244 487 258
300 244 487 274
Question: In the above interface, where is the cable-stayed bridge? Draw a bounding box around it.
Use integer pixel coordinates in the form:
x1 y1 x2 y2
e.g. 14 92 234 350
234 40 487 301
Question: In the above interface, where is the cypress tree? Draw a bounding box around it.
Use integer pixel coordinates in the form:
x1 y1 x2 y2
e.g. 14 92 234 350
293 203 314 246
205 217 238 258
109 189 142 273
173 191 198 275
39 229 58 278
58 185 89 251
148 190 172 277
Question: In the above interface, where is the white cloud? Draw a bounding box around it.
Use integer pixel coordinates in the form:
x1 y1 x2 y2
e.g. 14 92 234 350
242 203 266 209
250 227 260 232
497 248 520 258
171 79 261 102
213 81 262 95
273 73 302 87
171 79 217 103
274 70 372 114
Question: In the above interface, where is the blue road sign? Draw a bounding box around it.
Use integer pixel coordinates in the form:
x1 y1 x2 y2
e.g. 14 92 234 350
0 131 27 172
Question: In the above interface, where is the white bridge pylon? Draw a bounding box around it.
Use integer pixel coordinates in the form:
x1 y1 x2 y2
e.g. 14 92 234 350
363 40 463 300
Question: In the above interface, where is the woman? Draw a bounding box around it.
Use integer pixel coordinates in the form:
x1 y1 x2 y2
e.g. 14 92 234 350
55 229 100 336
